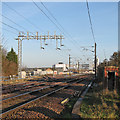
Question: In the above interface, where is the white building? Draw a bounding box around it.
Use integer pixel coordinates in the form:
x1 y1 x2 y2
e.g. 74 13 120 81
53 62 68 72
33 69 42 76
81 64 89 70
41 71 47 75
46 68 53 74
21 71 26 78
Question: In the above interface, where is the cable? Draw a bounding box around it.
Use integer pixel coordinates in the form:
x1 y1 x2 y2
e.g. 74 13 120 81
2 2 83 63
40 1 83 49
33 1 71 51
1 14 37 36
33 1 82 51
2 3 74 66
1 21 70 59
86 0 96 43
3 1 78 53
1 37 8 49
3 2 72 51
1 14 27 31
40 0 66 33
1 27 18 35
32 0 64 33
0 21 20 32
3 2 44 32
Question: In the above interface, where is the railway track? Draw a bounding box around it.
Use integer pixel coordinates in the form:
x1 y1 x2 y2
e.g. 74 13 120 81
2 82 47 100
2 80 45 94
2 77 82 104
2 76 83 99
2 75 93 119
2 76 69 95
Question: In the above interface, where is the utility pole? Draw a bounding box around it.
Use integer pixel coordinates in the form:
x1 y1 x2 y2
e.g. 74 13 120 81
69 54 71 76
78 61 79 74
95 42 97 79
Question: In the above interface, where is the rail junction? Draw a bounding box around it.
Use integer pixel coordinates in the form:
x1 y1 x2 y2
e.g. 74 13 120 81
1 74 94 119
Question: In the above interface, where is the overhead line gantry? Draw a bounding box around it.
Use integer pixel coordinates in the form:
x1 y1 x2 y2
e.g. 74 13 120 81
15 31 64 78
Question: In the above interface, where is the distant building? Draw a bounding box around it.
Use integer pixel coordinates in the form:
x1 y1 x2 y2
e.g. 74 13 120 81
81 64 89 70
55 67 63 74
53 62 68 72
41 71 47 75
33 69 42 76
21 71 26 78
46 68 53 74
52 62 68 74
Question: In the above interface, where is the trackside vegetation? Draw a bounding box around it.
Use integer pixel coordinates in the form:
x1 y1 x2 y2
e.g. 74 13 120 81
79 51 120 119
2 47 18 76
79 81 119 119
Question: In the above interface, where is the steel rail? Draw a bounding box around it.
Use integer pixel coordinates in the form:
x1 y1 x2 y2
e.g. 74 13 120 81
1 78 85 116
1 85 68 116
2 77 85 101
2 81 46 94
2 86 50 101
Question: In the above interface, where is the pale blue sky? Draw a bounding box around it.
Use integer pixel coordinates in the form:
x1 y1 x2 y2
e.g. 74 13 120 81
2 2 118 68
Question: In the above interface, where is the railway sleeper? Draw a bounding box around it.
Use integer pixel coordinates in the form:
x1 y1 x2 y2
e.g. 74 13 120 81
29 91 40 95
50 85 59 88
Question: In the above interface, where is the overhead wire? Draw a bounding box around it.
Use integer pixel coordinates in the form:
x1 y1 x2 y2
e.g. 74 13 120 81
1 21 68 59
2 2 76 68
1 36 8 49
44 1 84 49
40 0 66 34
32 0 64 33
35 1 97 63
2 2 79 63
86 1 109 63
86 0 96 43
1 14 38 36
3 2 44 32
0 21 20 32
33 0 82 51
1 27 18 35
39 1 78 49
32 0 74 57
1 3 54 53
3 2 65 50
1 14 27 31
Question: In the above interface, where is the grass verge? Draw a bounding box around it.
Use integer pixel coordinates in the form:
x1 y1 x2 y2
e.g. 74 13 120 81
79 81 120 119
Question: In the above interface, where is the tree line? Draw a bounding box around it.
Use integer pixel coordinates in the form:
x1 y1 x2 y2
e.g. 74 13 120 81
1 47 18 76
97 51 120 81
99 51 119 67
